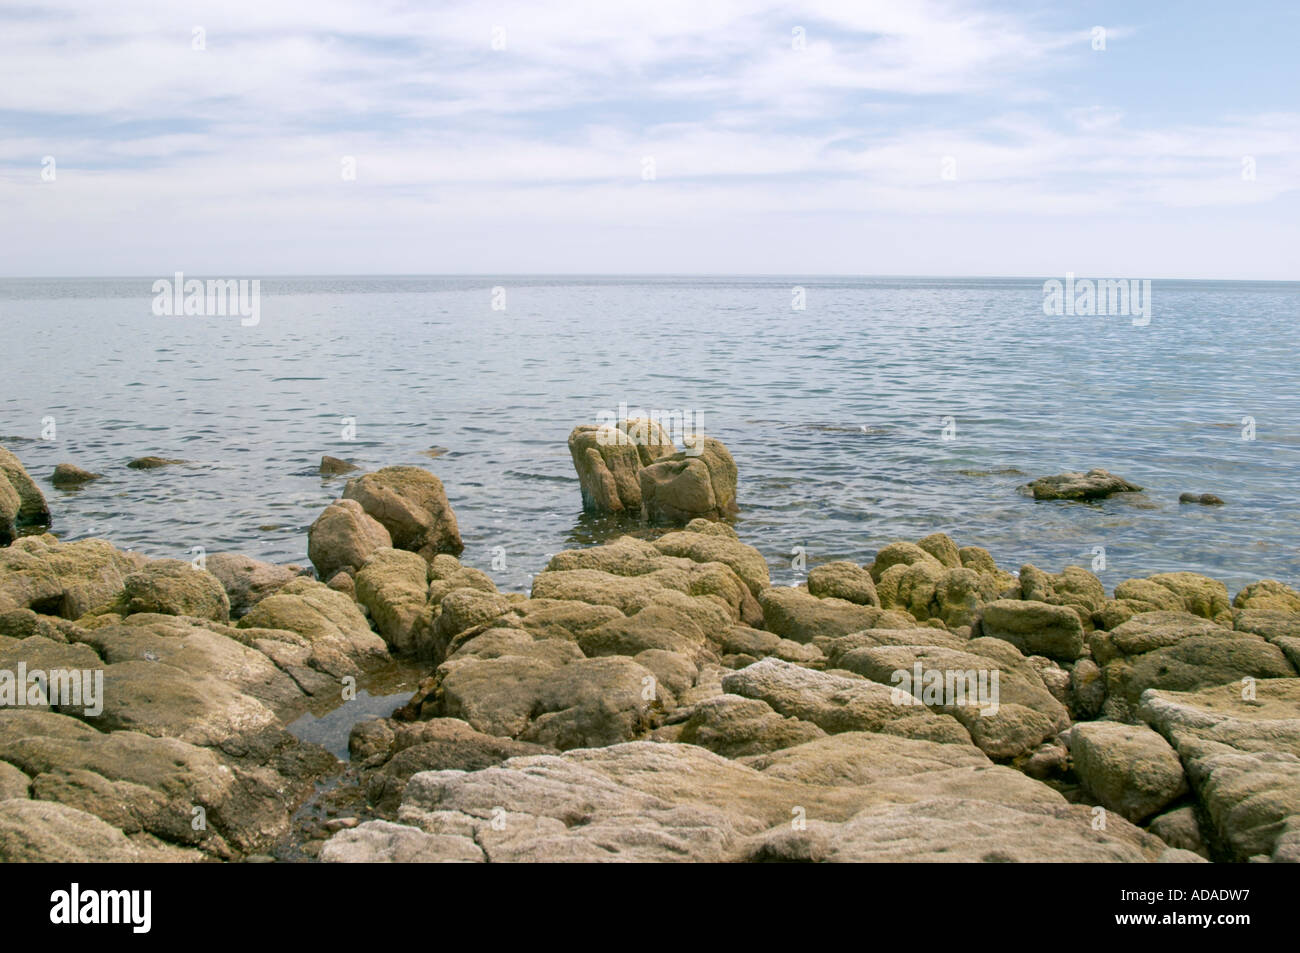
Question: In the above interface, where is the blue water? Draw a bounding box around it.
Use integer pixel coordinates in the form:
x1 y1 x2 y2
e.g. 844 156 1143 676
2 276 1298 596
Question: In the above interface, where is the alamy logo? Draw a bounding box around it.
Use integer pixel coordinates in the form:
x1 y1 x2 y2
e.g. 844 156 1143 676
50 884 151 933
890 664 1000 716
0 664 103 716
151 272 260 326
1043 272 1151 326
594 402 704 456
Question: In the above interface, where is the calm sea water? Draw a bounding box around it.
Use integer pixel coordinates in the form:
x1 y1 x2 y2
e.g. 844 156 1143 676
2 276 1298 596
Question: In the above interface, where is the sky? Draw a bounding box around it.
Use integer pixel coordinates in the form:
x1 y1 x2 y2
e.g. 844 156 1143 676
1 0 1297 278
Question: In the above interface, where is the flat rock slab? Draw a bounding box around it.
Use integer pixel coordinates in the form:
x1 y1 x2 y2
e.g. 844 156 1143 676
1022 468 1142 501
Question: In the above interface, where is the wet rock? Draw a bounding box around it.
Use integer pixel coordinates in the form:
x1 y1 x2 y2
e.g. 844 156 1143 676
307 499 392 582
320 455 359 476
1021 468 1142 501
126 456 186 470
50 464 102 488
638 438 738 524
1179 492 1224 505
343 466 464 559
1068 721 1188 823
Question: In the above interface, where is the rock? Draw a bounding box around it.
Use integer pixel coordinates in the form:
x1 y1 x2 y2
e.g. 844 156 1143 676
1179 493 1224 505
977 599 1086 661
0 536 139 619
307 499 392 581
204 553 296 618
0 761 29 799
0 446 50 528
343 466 463 559
1139 679 1300 861
758 587 914 643
1022 468 1143 501
958 546 999 574
1148 806 1208 857
126 456 186 469
118 559 231 622
329 739 1164 862
638 438 738 524
0 797 196 862
362 718 550 814
834 640 1071 760
677 695 826 757
1069 658 1106 718
0 478 18 545
807 562 880 606
321 819 484 863
354 549 433 653
50 464 102 488
1143 572 1231 620
0 709 301 857
916 532 961 568
721 658 970 744
1234 580 1300 614
1068 721 1188 823
652 523 770 596
567 420 675 515
320 455 359 476
867 541 942 581
238 578 389 667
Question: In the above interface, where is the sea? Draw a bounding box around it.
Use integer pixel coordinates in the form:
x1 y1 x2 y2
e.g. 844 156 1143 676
3 275 1298 597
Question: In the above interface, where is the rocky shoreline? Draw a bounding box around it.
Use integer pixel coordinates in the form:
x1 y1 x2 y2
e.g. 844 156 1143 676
0 431 1297 863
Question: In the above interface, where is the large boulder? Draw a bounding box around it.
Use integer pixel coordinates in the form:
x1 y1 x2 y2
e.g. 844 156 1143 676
0 536 140 619
652 521 770 596
238 578 389 667
0 798 196 862
758 588 915 643
343 467 463 560
1067 721 1188 823
307 499 392 582
807 562 879 606
1021 468 1143 501
638 438 738 524
677 694 826 758
0 446 51 529
567 420 675 515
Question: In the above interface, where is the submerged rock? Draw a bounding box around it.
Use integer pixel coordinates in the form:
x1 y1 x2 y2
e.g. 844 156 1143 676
1179 492 1225 505
319 455 359 476
50 463 102 488
126 456 187 470
1022 468 1142 501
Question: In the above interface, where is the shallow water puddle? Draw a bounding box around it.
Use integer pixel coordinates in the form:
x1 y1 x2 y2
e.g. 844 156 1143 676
284 659 426 760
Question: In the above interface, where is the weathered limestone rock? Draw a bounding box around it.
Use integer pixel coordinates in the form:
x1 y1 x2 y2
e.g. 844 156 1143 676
638 438 738 524
677 695 826 758
807 561 880 606
0 797 197 862
342 466 463 559
238 578 389 667
721 658 970 744
977 599 1087 661
204 553 298 619
307 498 392 582
117 559 231 622
1139 679 1300 861
1067 721 1188 823
355 548 433 654
652 521 770 596
319 455 359 476
567 420 675 515
126 456 186 469
758 587 915 643
1234 580 1300 614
